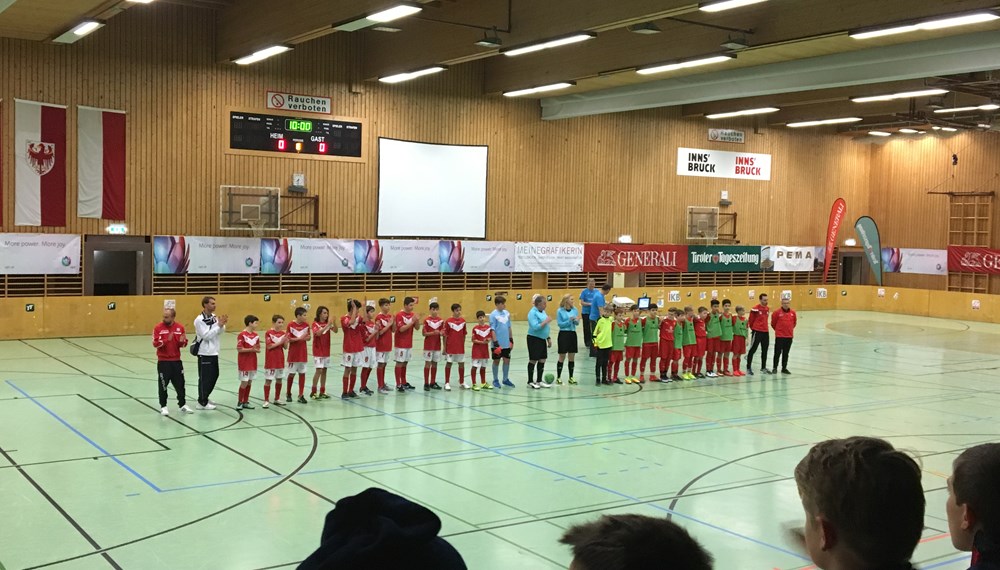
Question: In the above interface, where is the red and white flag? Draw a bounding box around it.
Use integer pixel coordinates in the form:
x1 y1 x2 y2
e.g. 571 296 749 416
78 106 126 220
15 99 67 226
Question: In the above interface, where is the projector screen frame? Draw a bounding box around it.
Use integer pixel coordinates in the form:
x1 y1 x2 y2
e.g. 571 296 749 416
376 136 490 239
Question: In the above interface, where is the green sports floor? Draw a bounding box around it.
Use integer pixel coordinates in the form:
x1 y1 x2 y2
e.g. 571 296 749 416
1 310 997 570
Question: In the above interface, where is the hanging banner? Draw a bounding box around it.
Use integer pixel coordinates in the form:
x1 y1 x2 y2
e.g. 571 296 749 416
261 238 354 274
355 240 439 273
676 147 772 181
824 198 847 282
882 248 947 275
0 233 80 274
153 236 259 274
514 242 584 272
854 216 883 286
584 244 688 273
947 246 1000 274
439 241 515 273
764 246 821 272
688 246 763 272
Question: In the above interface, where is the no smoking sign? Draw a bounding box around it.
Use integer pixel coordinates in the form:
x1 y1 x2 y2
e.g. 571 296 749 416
270 93 285 108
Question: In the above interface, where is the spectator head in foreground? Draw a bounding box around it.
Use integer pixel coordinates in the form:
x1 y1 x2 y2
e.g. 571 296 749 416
560 514 713 570
298 487 466 570
948 443 1000 567
794 436 924 570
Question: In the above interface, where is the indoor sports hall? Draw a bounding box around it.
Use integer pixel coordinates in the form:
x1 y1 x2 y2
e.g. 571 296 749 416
2 2 1000 570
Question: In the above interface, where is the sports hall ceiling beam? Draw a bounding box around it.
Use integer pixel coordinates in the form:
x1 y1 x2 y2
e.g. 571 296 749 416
215 0 431 63
540 29 1000 120
483 0 1000 94
360 0 701 78
679 80 941 118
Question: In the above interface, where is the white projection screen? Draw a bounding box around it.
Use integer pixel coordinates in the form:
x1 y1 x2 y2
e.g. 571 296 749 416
377 137 489 238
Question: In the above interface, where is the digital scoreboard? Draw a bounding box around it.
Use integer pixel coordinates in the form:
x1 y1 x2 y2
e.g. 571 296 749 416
228 111 363 159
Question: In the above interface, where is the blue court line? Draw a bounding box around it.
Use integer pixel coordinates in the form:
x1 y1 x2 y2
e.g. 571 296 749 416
343 397 810 562
923 555 972 569
6 380 162 492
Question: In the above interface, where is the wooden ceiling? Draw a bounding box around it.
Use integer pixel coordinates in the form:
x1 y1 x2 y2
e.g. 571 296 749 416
2 0 998 131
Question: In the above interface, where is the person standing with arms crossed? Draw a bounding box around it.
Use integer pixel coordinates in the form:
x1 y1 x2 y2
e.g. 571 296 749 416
194 296 228 410
746 293 772 376
153 308 192 416
527 296 553 389
579 279 597 356
556 294 579 385
770 298 797 375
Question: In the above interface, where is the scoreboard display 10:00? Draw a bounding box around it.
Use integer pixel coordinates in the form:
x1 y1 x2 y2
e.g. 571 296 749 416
229 111 363 158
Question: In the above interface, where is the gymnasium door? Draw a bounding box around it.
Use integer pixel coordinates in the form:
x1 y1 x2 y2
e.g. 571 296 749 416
84 235 152 295
839 251 869 285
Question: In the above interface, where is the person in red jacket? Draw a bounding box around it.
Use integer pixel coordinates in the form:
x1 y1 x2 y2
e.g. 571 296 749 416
770 298 797 374
153 308 192 416
745 293 772 375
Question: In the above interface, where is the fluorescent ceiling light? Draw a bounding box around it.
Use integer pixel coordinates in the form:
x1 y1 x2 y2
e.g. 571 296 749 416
501 32 596 57
368 4 422 23
233 45 292 65
868 131 892 137
637 54 735 75
851 88 948 103
898 128 920 133
978 123 992 128
850 11 999 40
934 103 1000 113
503 82 575 97
379 66 446 84
126 0 155 3
940 127 959 132
787 117 862 128
705 107 779 119
700 0 768 13
53 20 105 43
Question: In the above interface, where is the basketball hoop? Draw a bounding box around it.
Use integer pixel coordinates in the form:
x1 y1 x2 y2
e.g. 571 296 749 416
247 219 266 237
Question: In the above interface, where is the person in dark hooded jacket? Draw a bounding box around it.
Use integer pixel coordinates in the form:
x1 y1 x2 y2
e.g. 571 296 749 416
948 443 1000 570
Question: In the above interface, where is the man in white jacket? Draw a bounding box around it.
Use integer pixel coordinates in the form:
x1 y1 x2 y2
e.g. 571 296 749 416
194 296 228 409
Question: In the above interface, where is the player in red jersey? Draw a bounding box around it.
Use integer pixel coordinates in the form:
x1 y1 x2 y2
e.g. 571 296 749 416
443 303 467 390
693 307 709 378
263 315 288 407
285 307 312 404
471 310 495 390
310 306 337 400
393 297 420 392
422 302 444 390
657 308 677 382
359 305 378 396
374 298 394 393
236 315 261 410
340 299 364 399
152 308 191 415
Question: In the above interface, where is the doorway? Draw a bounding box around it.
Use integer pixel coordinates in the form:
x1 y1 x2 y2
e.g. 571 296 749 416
839 251 869 285
84 235 152 295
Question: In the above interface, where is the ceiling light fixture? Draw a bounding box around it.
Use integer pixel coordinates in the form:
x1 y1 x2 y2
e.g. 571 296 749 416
720 37 750 50
700 0 768 13
978 123 993 128
233 45 292 65
501 32 597 57
868 131 892 137
126 0 155 3
637 54 735 75
851 88 948 103
705 107 780 119
940 127 959 132
371 26 403 33
787 117 863 128
503 82 575 97
934 103 1000 113
850 11 1000 40
378 65 447 84
898 128 921 133
333 3 422 32
53 20 105 43
627 22 662 34
475 28 503 47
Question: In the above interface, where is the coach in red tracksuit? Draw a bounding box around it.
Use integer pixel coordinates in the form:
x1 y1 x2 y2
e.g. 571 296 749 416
770 299 797 375
152 308 191 415
745 293 771 375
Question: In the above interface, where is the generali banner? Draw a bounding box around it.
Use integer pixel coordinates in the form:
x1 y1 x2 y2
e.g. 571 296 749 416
948 246 1000 274
584 244 688 273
